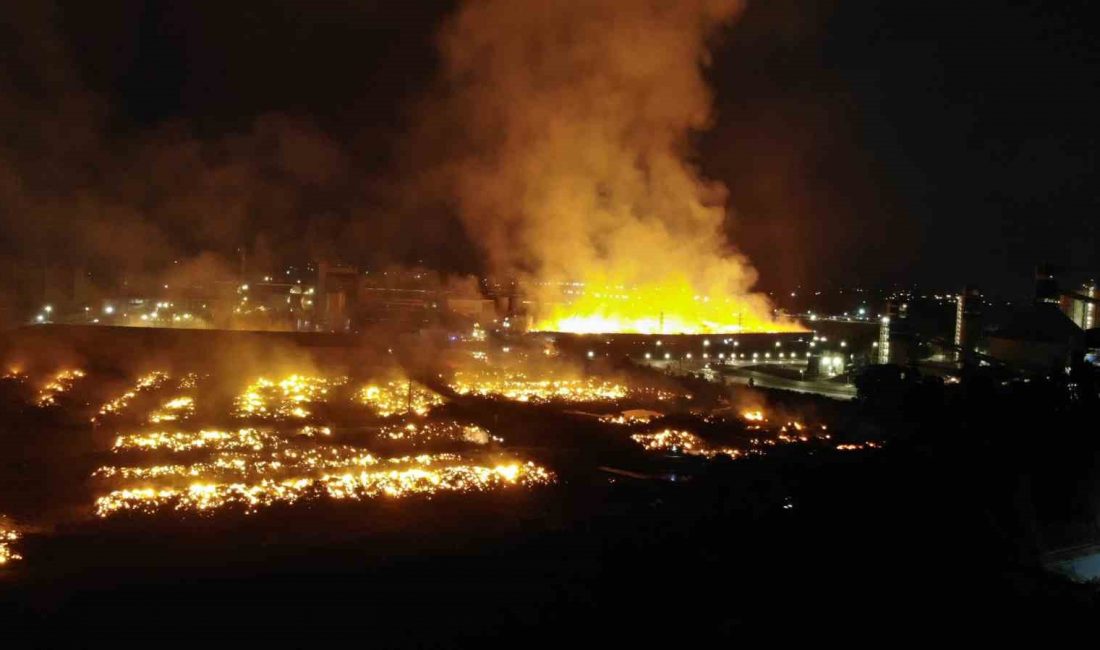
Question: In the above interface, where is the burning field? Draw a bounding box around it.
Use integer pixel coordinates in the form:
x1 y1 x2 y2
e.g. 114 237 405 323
0 328 875 572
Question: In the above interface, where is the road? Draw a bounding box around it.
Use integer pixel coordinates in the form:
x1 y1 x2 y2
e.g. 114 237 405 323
721 367 857 400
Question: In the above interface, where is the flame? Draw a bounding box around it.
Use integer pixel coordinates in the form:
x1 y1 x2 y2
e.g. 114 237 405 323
0 526 20 565
357 380 445 417
35 369 85 406
534 283 804 335
630 429 741 459
434 1 802 337
450 370 630 403
233 374 348 420
741 410 765 422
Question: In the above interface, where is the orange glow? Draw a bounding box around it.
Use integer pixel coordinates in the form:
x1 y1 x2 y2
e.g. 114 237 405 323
534 283 804 335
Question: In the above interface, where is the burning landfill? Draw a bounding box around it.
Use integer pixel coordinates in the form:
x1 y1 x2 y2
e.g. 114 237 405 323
0 332 882 570
0 0 882 575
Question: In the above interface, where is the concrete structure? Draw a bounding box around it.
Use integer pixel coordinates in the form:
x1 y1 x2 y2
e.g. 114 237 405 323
1060 281 1096 331
317 262 358 332
987 303 1084 371
954 286 982 362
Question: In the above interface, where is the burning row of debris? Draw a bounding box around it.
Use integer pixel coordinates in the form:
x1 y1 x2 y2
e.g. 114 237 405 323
86 368 557 518
34 369 86 407
0 337 877 569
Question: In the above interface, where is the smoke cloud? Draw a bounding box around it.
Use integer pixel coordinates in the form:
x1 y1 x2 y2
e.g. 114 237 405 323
428 0 796 333
0 2 399 326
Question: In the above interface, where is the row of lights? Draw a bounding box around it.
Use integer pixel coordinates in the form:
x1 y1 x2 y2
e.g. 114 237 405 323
36 303 114 323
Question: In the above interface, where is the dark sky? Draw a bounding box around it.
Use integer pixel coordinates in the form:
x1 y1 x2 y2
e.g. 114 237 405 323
3 0 1098 300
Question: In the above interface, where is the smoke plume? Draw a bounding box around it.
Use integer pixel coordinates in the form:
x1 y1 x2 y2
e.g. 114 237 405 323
431 0 797 333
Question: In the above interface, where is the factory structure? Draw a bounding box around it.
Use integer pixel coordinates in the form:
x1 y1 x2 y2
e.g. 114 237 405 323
20 257 1098 390
870 265 1098 374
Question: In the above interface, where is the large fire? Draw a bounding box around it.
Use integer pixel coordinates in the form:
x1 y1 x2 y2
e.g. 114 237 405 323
436 0 801 337
533 282 805 334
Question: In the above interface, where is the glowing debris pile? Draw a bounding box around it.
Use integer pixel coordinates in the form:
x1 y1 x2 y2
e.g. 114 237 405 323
96 445 406 481
297 425 332 437
836 442 882 451
450 371 628 404
35 369 86 406
378 421 498 446
630 429 741 459
113 428 276 453
0 527 20 565
94 460 552 517
148 396 195 424
95 432 553 517
357 380 445 417
176 373 200 389
741 410 766 422
600 409 663 425
233 374 348 419
96 381 554 517
96 371 170 420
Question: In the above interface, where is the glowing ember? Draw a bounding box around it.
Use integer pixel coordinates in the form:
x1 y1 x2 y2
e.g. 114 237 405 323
0 527 20 565
176 373 200 389
35 369 86 406
96 371 170 419
379 421 497 446
148 396 195 423
630 429 741 459
297 425 332 437
836 442 882 451
451 371 628 403
94 461 553 516
233 374 348 419
96 446 409 480
357 380 445 417
97 408 552 517
113 428 276 453
600 409 662 425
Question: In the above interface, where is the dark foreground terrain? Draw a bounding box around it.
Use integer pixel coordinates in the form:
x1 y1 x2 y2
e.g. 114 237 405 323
1 328 1098 643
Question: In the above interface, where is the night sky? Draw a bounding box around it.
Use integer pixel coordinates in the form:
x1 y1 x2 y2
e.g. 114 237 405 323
3 0 1098 301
